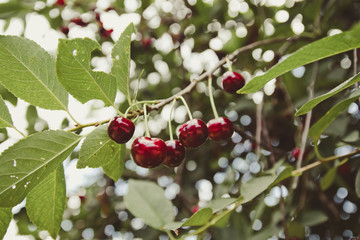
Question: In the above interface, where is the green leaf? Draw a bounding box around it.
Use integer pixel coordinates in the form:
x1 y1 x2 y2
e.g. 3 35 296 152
298 210 328 227
287 221 305 239
240 175 277 203
239 27 360 94
0 130 81 207
0 95 12 128
26 165 66 238
124 180 175 229
77 125 125 181
111 23 136 104
296 73 360 116
0 36 68 110
182 208 213 227
308 89 360 138
162 221 184 231
0 207 12 239
56 38 117 107
356 168 360 198
320 167 336 191
205 198 237 213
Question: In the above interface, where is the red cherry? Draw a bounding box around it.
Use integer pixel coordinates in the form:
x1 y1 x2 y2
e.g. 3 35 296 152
222 71 245 94
70 18 88 27
108 116 135 144
100 27 113 38
191 205 199 214
60 26 69 35
141 37 152 49
207 117 234 141
55 0 65 7
163 140 186 167
131 137 166 168
291 147 301 160
179 119 208 148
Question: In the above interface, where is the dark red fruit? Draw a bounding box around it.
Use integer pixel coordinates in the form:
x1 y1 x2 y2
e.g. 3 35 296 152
222 71 245 94
291 147 300 160
191 205 199 214
163 140 186 167
70 18 88 27
108 116 135 144
141 37 152 49
100 27 113 38
207 117 234 141
55 0 65 7
179 119 208 148
131 137 167 168
60 26 69 35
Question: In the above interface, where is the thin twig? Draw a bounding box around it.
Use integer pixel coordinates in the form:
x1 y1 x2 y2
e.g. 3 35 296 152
255 94 263 158
147 37 293 113
279 190 288 240
292 62 319 189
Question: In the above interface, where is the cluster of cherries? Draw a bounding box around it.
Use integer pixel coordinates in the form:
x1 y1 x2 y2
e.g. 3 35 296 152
107 71 245 168
56 0 114 39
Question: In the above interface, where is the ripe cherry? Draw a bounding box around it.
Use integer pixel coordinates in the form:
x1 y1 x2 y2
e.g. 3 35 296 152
191 205 199 214
70 18 88 27
222 71 245 94
100 27 113 38
55 0 65 7
131 137 167 168
60 26 69 35
207 117 234 141
291 147 300 160
163 140 186 167
108 116 135 144
179 119 208 148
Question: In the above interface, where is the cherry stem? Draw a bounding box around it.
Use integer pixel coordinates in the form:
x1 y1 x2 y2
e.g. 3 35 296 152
208 75 219 119
143 104 151 137
178 96 193 120
168 99 177 141
225 57 233 72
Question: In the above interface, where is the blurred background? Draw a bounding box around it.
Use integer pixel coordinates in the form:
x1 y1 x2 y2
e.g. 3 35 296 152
1 0 360 239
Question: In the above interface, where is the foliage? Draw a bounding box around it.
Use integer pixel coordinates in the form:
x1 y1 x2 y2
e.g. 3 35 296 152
0 0 360 239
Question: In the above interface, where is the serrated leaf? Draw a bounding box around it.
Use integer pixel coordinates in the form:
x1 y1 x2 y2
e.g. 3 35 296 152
0 207 12 239
0 36 68 110
111 23 136 104
356 168 360 198
77 125 125 181
296 73 360 116
239 26 360 94
205 198 237 213
26 165 66 238
0 95 12 128
182 208 213 227
241 175 277 203
320 168 336 191
308 90 360 138
0 130 81 207
56 38 117 106
124 180 174 229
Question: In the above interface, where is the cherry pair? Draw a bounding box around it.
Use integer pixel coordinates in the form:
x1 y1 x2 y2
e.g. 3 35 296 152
178 117 234 147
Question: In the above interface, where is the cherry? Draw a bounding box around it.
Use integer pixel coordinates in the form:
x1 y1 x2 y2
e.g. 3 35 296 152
70 18 88 27
191 205 199 214
55 0 65 7
100 27 113 38
60 26 69 35
131 137 167 168
207 117 234 141
141 37 152 49
291 147 300 160
222 71 245 94
179 119 208 148
163 140 186 167
107 116 135 144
